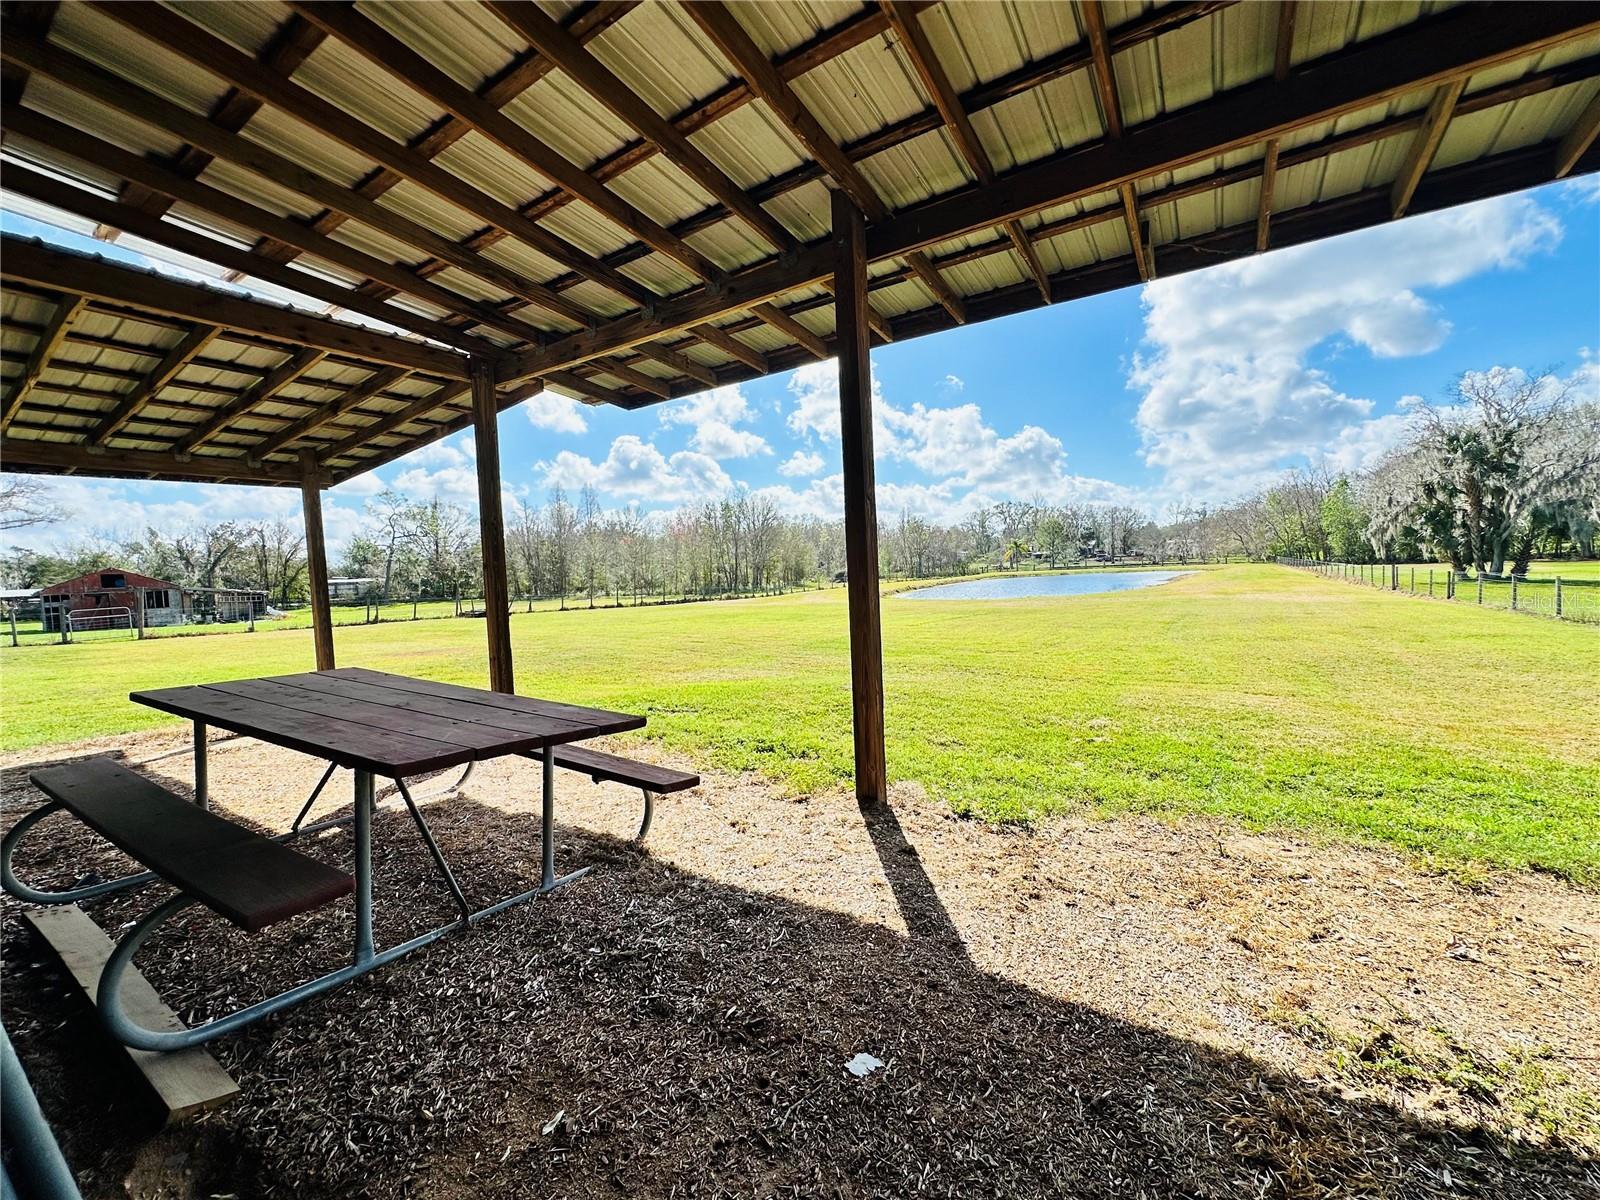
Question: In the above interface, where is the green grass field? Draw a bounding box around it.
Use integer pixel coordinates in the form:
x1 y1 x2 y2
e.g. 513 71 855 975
2 565 1595 883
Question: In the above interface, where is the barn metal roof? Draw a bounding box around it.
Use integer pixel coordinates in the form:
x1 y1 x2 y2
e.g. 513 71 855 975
1 0 1597 487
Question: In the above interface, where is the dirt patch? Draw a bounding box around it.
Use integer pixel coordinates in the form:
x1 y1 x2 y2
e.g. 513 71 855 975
3 729 1596 1198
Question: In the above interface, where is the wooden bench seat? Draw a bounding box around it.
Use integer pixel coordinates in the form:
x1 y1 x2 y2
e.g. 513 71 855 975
29 759 353 933
533 744 699 794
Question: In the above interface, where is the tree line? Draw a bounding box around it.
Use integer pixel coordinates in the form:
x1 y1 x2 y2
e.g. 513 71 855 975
3 367 1592 601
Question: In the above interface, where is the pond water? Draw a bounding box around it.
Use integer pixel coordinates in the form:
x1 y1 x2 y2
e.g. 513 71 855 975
899 570 1192 601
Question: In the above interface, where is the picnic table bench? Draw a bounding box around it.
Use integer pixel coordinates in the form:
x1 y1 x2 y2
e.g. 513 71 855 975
2 668 695 1054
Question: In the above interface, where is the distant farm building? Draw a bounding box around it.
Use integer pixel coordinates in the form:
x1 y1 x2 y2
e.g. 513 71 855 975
38 569 262 632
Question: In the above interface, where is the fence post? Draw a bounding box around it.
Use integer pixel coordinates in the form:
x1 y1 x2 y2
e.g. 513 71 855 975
1510 576 1518 611
1477 576 1484 606
1555 576 1563 618
8 604 16 647
413 591 419 620
1428 569 1434 597
1409 567 1415 594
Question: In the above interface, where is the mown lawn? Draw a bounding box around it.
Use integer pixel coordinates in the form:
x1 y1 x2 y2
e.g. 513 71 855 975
2 565 1595 882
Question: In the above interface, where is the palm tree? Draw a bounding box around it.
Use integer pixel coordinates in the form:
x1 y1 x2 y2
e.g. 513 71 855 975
1005 538 1029 569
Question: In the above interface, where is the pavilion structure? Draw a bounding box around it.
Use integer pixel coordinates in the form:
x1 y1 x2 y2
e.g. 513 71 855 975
2 0 1597 801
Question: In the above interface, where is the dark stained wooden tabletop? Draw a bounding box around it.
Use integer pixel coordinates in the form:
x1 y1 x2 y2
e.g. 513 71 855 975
131 667 645 776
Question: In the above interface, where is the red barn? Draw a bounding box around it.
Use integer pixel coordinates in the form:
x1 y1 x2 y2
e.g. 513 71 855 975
39 568 186 632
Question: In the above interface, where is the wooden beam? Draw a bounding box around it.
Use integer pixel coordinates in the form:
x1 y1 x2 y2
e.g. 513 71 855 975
488 1 794 254
830 190 886 806
0 42 562 341
1 237 472 379
1 294 83 431
501 2 1600 382
253 367 408 462
594 358 671 400
319 381 470 467
749 302 828 360
689 322 768 374
635 341 716 388
685 3 950 324
0 436 309 485
1082 2 1152 281
1555 86 1600 177
300 450 335 671
95 0 648 311
89 325 219 446
1256 2 1297 252
290 0 720 282
1391 78 1466 217
97 14 325 241
0 156 495 357
543 369 646 409
1255 138 1281 251
179 349 328 454
471 359 515 694
22 907 238 1124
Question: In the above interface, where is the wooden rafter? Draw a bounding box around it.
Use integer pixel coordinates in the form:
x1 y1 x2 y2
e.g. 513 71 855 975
686 3 956 327
689 323 768 374
879 2 1048 306
1080 1 1151 282
0 40 570 340
319 381 471 467
179 349 328 454
0 237 472 379
1256 1 1297 251
634 342 716 388
92 0 646 312
488 1 795 256
96 15 325 243
288 0 719 283
0 139 503 358
1 293 83 432
252 367 409 461
89 325 220 446
1391 78 1467 217
544 370 646 410
1556 87 1600 177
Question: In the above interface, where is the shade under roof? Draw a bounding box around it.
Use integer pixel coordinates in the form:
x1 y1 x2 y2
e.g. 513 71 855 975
1 0 1597 487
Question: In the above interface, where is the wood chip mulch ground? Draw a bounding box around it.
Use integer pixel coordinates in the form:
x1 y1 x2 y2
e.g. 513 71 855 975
2 730 1596 1199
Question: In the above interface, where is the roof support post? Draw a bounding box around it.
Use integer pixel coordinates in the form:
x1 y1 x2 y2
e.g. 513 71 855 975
299 449 335 671
471 357 515 694
831 190 887 807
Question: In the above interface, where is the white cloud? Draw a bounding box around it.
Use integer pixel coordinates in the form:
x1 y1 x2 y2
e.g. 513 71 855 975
778 450 825 477
391 465 480 508
541 435 734 503
659 384 769 458
1129 193 1564 494
521 390 588 435
943 374 964 391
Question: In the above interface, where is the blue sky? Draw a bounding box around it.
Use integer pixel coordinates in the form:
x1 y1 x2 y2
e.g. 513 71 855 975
4 176 1597 554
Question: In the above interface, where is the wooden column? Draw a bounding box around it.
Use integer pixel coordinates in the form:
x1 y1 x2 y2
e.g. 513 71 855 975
472 357 515 694
299 449 335 671
831 189 887 805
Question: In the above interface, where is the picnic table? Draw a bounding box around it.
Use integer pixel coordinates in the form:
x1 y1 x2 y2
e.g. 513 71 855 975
3 668 686 1053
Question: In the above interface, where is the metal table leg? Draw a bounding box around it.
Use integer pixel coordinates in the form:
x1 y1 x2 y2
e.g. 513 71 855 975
539 746 589 893
353 769 374 965
193 721 208 809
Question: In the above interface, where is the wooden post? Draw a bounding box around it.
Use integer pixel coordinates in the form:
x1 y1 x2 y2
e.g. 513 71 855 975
8 604 16 647
471 357 515 694
1555 576 1563 617
134 588 145 639
299 449 335 671
832 189 887 806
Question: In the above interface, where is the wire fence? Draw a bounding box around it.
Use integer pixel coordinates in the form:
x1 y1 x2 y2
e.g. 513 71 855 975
1277 558 1600 624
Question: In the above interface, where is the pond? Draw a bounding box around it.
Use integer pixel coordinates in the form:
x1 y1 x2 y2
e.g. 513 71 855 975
898 570 1192 601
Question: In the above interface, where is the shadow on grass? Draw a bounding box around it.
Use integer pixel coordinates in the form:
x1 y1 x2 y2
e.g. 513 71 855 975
1 760 1594 1198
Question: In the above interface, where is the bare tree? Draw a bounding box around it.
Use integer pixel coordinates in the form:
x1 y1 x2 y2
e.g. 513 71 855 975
0 475 60 531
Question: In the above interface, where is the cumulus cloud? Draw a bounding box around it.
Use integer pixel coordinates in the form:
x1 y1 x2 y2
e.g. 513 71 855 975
659 384 769 458
778 450 824 477
521 390 588 434
541 435 733 503
1129 193 1564 494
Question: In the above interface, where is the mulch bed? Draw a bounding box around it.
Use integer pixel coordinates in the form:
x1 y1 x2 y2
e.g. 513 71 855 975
2 730 1596 1199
